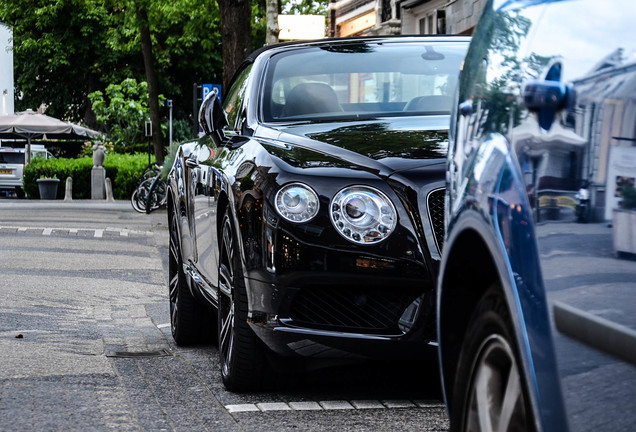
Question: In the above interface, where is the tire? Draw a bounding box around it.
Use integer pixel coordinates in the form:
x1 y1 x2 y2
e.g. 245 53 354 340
131 178 153 213
217 208 268 392
450 284 536 432
146 178 167 214
168 206 215 345
131 188 145 213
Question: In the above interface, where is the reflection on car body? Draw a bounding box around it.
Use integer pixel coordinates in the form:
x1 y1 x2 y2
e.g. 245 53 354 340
439 1 636 431
166 36 469 391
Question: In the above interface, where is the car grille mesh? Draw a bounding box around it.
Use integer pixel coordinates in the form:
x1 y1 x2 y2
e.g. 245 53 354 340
288 285 421 333
427 188 445 252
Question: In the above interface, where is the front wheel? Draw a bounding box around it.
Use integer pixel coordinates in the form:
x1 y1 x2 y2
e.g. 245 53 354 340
450 284 536 432
217 208 268 392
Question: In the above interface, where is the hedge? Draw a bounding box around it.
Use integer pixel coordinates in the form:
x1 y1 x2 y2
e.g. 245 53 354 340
23 153 156 200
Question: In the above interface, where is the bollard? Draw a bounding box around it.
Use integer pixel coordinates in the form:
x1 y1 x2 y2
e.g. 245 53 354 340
64 177 73 201
105 178 114 202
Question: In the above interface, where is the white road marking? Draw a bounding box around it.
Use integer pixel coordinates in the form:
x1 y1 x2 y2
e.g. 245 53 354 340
383 400 416 409
256 402 292 412
226 400 444 413
0 225 154 238
351 400 386 409
319 400 354 410
288 401 322 411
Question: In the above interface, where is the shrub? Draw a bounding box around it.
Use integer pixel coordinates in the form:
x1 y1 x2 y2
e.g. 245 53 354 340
23 153 154 200
621 184 636 210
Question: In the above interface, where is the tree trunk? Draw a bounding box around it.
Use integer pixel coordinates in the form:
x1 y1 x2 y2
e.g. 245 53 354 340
217 0 252 90
266 0 279 45
134 0 164 165
84 73 99 130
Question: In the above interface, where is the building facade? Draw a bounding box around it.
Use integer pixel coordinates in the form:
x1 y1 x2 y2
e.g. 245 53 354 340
328 0 487 38
1 23 14 115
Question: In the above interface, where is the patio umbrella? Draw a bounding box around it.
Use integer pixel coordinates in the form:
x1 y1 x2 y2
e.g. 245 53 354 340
0 109 99 163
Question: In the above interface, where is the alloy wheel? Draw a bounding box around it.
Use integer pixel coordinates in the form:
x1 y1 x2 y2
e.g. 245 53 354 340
464 334 527 431
218 214 236 377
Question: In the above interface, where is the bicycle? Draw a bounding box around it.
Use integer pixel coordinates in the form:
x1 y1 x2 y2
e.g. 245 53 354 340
140 162 161 181
131 168 167 214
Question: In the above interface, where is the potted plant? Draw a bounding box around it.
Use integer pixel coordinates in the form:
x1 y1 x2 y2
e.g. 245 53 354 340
36 176 60 200
613 183 636 256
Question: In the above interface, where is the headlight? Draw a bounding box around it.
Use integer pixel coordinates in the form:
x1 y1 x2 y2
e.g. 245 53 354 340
330 186 397 244
275 182 319 223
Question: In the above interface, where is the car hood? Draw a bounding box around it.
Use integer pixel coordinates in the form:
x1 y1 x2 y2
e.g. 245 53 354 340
257 116 449 175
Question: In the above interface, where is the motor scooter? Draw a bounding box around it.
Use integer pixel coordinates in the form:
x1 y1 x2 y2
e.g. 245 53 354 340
575 182 590 223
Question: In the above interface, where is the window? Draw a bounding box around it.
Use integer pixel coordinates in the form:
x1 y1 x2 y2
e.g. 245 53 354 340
223 64 253 132
262 42 468 122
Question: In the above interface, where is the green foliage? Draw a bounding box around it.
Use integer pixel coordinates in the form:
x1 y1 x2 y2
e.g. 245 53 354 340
89 78 165 151
0 0 224 129
282 0 328 15
23 153 154 200
105 153 158 199
171 118 195 143
0 0 117 121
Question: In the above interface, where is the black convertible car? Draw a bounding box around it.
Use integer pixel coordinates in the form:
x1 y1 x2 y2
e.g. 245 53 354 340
167 36 469 391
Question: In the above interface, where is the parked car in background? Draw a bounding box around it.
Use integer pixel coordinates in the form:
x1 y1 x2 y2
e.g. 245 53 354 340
167 36 469 391
438 0 636 431
0 145 54 198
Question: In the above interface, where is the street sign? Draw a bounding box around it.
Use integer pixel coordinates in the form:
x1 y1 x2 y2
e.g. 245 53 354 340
202 84 222 103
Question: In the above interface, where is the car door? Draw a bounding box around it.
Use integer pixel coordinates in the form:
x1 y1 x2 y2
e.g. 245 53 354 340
521 3 636 430
457 0 636 430
190 64 254 293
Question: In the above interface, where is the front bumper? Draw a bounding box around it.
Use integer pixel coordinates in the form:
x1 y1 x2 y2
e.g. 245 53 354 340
245 272 438 360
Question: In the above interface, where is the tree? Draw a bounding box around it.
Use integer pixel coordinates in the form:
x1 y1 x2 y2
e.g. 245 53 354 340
217 0 253 89
281 0 327 15
88 78 163 152
0 0 124 125
266 0 280 45
132 0 164 164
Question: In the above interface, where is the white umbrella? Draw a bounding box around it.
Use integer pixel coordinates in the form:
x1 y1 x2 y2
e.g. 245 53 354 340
0 109 99 163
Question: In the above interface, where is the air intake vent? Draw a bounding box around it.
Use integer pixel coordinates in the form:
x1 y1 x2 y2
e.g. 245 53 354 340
427 188 445 252
289 285 421 334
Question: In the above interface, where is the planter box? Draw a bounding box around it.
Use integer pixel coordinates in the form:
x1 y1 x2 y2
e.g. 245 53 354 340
36 178 60 200
613 208 636 256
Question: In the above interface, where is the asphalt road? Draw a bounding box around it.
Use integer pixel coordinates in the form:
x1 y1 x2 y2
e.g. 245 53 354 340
0 199 448 431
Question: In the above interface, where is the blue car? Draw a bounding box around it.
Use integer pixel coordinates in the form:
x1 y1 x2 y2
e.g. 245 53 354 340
438 0 636 430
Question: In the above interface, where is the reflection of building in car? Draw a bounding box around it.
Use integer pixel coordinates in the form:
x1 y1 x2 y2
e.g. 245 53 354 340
570 48 636 221
438 1 636 431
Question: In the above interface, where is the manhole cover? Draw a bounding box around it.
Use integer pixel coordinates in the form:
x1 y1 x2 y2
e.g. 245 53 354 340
105 348 172 358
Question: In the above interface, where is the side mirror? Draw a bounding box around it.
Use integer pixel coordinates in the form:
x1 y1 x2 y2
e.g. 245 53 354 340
523 80 576 130
198 88 229 146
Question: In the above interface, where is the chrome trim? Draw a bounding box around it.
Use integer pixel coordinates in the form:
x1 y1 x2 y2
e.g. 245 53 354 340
426 186 445 253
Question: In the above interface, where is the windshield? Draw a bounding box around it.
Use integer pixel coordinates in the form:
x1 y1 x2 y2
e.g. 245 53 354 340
0 152 24 164
262 41 467 122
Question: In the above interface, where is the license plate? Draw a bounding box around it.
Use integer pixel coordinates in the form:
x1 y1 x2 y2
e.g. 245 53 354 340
0 169 12 174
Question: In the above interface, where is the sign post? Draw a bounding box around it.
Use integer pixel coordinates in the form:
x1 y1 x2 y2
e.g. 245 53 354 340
167 99 173 147
193 83 222 137
145 120 152 166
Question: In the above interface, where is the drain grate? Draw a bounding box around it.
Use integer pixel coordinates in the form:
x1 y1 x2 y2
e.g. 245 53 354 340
105 348 172 358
